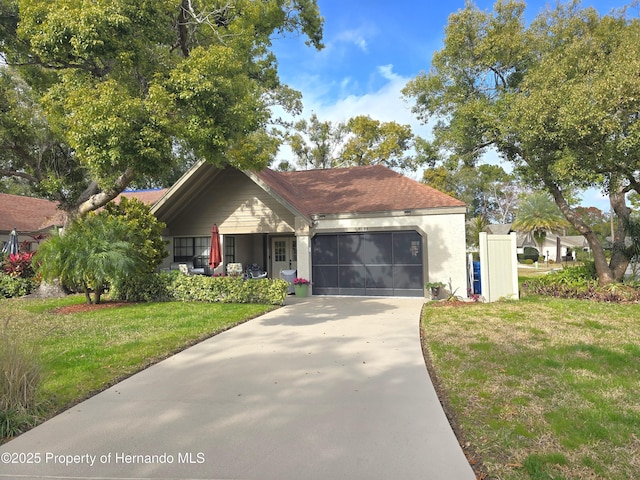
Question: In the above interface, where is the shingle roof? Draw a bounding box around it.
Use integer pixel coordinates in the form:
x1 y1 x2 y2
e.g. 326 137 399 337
0 189 167 235
257 165 465 216
0 193 65 233
117 189 167 206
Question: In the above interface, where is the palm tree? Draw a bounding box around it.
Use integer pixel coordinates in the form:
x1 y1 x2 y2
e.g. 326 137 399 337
35 215 142 304
512 192 569 257
466 215 491 248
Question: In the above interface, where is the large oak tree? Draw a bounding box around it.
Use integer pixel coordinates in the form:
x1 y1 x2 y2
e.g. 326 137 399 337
0 0 323 222
403 0 640 284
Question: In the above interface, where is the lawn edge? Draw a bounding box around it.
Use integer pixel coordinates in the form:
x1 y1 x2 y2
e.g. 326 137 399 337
419 303 489 480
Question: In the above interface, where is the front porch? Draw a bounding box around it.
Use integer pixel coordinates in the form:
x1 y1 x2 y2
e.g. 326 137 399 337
163 232 309 283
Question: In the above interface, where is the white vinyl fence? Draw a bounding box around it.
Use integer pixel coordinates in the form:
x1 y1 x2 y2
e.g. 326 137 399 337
478 232 519 302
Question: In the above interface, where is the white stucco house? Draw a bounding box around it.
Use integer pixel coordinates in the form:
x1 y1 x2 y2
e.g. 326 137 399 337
151 161 468 298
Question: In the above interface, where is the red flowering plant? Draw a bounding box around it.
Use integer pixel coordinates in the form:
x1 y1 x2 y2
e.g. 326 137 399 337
4 251 35 278
293 277 310 286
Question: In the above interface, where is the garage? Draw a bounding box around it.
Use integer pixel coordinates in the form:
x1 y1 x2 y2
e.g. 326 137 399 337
311 231 424 297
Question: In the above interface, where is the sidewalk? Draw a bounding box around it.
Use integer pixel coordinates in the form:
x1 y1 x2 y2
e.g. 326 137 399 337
0 296 474 480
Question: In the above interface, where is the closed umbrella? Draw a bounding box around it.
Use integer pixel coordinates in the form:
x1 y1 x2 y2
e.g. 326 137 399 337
209 224 222 271
2 228 18 255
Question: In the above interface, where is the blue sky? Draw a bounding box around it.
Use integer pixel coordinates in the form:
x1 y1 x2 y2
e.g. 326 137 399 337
271 0 630 211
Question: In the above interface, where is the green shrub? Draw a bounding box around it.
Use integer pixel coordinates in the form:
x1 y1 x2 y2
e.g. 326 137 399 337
518 247 540 263
0 273 36 298
171 275 288 305
522 262 640 302
0 332 43 438
101 197 167 272
111 272 174 302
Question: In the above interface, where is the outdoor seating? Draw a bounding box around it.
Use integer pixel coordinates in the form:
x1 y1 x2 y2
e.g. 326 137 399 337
245 263 267 279
226 263 243 276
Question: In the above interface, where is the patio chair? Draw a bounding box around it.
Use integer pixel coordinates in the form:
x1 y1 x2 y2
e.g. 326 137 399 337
226 263 243 277
245 263 267 279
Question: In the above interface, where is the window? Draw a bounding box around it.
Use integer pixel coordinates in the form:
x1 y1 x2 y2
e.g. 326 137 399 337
174 237 210 262
274 240 286 262
224 236 236 264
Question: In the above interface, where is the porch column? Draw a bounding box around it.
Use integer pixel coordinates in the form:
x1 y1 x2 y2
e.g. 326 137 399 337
295 218 312 292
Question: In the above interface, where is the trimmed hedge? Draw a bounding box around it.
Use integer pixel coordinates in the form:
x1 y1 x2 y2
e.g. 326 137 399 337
110 272 174 303
171 275 289 305
109 272 290 305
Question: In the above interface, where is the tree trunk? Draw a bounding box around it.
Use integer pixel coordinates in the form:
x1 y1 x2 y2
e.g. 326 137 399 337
94 285 103 305
609 188 632 282
544 181 616 285
83 282 92 304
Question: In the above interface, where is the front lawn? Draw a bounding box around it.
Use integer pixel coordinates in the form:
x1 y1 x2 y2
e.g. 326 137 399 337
422 296 640 480
1 295 276 441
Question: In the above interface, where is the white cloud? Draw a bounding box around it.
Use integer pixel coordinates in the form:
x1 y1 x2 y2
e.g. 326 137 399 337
298 64 430 139
334 27 371 53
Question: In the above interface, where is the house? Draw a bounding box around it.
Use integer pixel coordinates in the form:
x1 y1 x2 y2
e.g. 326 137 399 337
151 162 468 297
0 190 165 252
0 163 469 297
486 223 590 262
0 193 66 251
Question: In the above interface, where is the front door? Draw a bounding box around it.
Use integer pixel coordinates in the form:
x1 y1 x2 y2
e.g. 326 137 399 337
272 237 297 276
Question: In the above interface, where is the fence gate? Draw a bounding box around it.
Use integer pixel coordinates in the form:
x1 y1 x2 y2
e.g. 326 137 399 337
478 232 519 303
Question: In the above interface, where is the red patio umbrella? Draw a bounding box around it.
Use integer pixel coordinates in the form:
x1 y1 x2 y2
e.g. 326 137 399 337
209 224 222 270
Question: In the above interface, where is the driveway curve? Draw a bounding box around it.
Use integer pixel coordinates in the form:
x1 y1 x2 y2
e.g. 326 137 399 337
0 296 474 480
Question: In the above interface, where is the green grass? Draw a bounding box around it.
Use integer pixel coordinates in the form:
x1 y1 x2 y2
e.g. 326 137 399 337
422 295 640 480
1 295 276 439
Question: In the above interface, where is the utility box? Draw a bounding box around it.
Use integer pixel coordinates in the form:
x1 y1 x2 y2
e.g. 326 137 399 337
478 232 519 302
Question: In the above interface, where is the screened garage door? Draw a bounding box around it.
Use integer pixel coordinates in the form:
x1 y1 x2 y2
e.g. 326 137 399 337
312 231 424 297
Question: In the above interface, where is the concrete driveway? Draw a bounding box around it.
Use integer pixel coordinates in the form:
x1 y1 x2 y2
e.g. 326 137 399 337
0 296 474 480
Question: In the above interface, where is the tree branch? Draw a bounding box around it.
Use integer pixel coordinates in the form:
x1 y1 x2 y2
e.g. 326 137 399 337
0 168 39 184
74 168 137 220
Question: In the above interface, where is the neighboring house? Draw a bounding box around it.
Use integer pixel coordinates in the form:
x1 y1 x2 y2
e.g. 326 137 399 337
151 162 468 297
0 190 165 252
486 223 590 262
0 193 66 252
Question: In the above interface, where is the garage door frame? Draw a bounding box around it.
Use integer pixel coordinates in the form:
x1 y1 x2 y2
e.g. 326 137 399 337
311 229 426 297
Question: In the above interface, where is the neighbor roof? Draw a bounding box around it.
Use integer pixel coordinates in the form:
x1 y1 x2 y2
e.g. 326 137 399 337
0 193 65 233
0 189 167 235
117 189 168 206
257 165 465 216
485 223 513 235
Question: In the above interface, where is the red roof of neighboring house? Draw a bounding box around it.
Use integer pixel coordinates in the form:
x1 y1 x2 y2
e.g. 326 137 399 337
0 189 167 235
117 189 168 205
257 165 465 216
0 193 65 233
